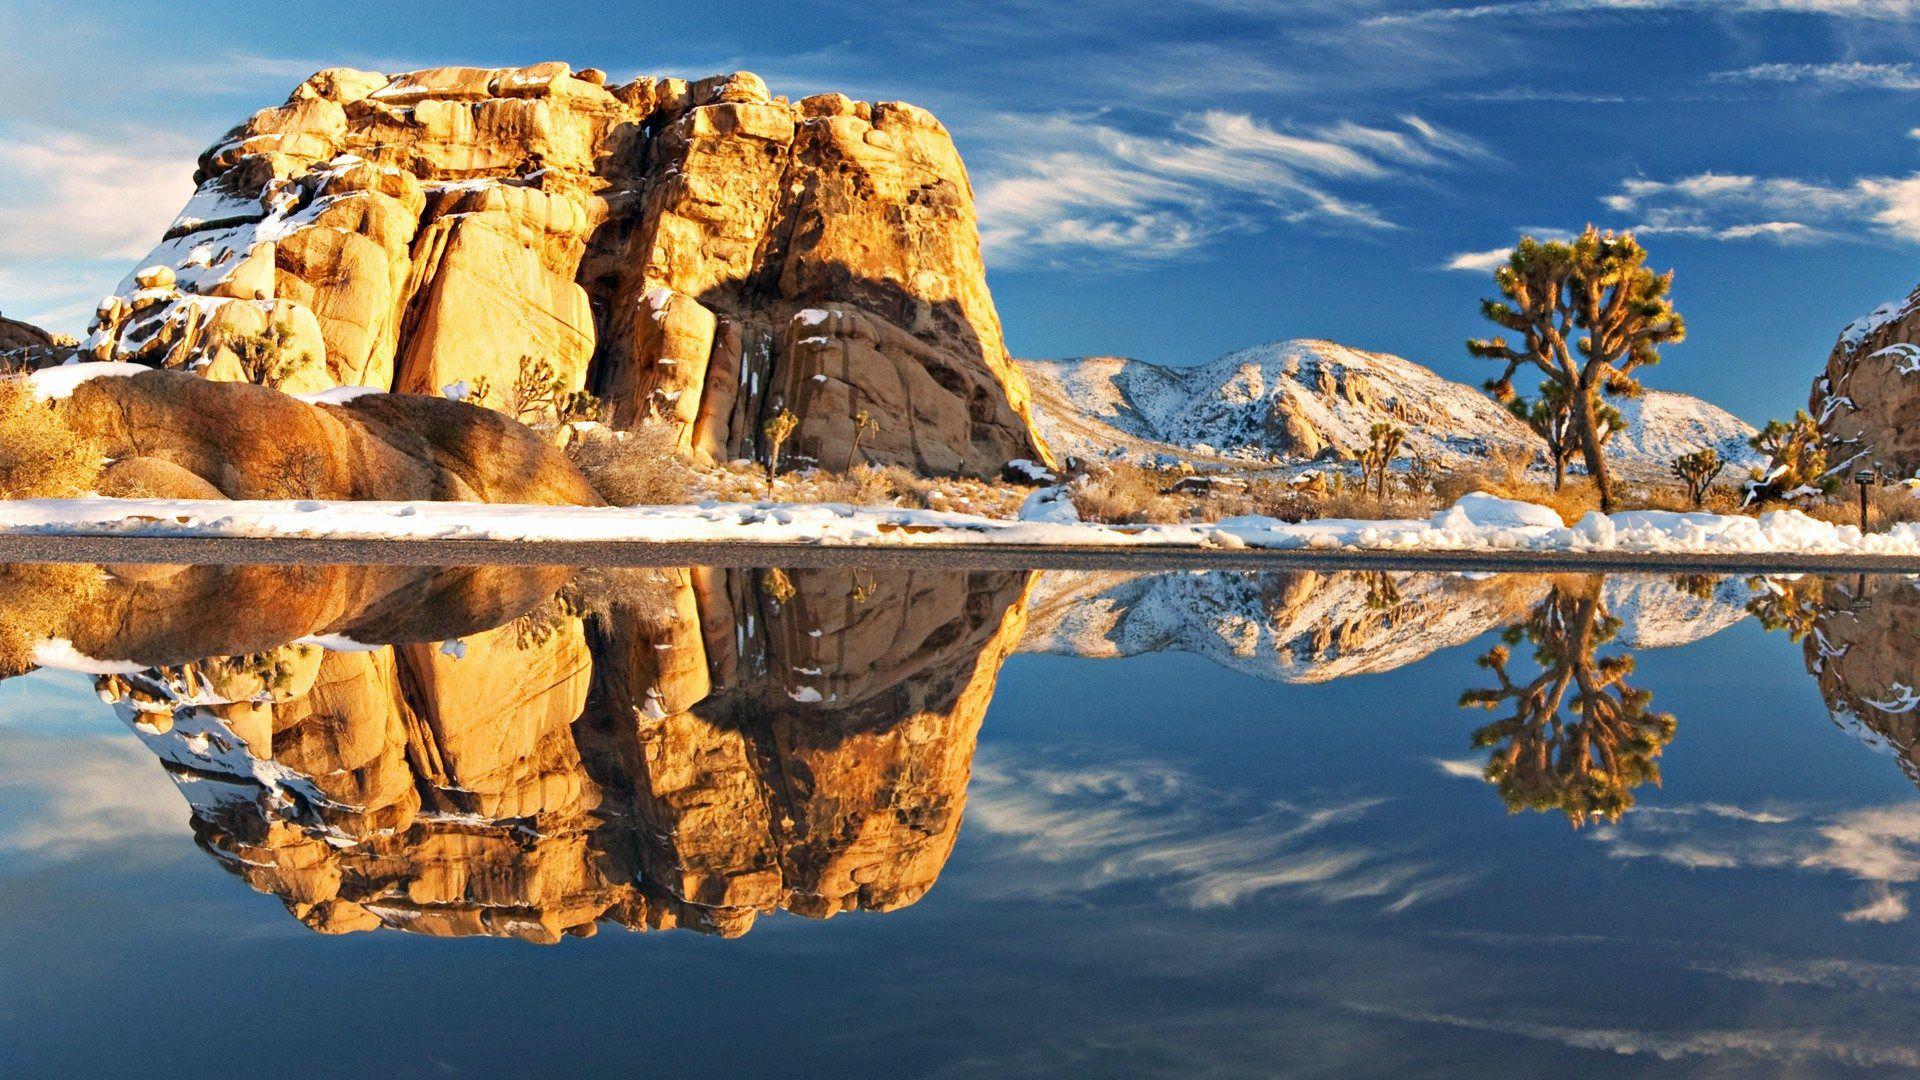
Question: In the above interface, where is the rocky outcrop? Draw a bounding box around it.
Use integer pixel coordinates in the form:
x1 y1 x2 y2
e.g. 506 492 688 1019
58 367 602 502
1812 287 1920 476
13 560 1030 941
89 63 1050 477
0 313 53 353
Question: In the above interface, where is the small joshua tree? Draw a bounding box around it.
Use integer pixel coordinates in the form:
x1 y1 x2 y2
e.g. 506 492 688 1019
1745 411 1833 505
1671 447 1724 509
227 323 310 390
1358 422 1405 498
847 408 879 471
763 407 799 497
1509 382 1617 492
497 355 599 424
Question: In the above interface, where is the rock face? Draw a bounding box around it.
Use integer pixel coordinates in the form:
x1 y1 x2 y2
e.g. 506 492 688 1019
18 560 1030 940
88 63 1050 477
1765 575 1920 783
0 313 53 353
1022 340 1760 477
58 367 602 503
1812 287 1920 476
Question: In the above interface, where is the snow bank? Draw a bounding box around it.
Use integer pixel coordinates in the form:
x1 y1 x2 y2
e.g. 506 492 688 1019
25 362 148 402
0 491 1916 558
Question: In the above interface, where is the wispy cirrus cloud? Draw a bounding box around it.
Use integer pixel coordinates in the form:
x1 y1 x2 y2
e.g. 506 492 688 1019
1711 60 1920 90
0 127 197 327
966 751 1476 912
1602 171 1920 243
1593 799 1920 922
1370 0 1920 27
975 110 1494 265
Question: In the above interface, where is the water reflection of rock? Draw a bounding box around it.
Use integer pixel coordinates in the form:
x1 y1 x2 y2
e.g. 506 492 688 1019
14 563 1030 943
1755 575 1920 778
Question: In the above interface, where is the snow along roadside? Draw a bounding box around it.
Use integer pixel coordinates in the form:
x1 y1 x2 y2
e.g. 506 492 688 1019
2 491 1920 556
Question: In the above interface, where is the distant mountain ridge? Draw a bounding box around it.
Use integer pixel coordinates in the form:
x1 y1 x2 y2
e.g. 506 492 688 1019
1019 338 1761 478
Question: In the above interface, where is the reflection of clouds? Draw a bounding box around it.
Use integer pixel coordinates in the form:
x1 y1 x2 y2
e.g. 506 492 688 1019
1697 955 1920 992
966 752 1475 913
0 731 184 858
1592 800 1920 921
1343 1001 1920 1070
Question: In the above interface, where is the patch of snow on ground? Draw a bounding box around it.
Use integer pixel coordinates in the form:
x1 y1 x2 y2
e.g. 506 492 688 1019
1 494 1919 557
25 362 149 402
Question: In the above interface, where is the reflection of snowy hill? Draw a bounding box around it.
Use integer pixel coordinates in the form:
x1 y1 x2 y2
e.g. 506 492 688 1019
1604 576 1754 649
1022 572 1754 682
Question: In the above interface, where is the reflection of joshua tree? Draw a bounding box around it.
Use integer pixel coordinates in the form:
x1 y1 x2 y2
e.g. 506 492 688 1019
1461 578 1676 827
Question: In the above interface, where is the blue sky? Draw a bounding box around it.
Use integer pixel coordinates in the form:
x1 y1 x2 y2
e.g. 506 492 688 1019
7 1 1920 423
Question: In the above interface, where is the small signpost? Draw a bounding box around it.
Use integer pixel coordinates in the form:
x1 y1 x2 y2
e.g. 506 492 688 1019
1856 468 1878 531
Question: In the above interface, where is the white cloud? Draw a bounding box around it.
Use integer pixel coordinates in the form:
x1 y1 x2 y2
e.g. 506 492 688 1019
1371 0 1920 26
1342 1001 1920 1069
1592 799 1920 921
1602 170 1920 244
975 110 1491 265
1712 61 1920 90
0 127 197 328
1432 756 1488 778
1443 247 1518 272
0 732 184 858
966 752 1476 912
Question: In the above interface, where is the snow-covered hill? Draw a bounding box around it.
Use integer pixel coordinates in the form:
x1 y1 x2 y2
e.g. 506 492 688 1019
1019 339 1761 478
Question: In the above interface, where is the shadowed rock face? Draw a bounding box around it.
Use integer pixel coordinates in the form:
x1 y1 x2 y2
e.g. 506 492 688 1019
1812 288 1920 476
84 63 1050 477
12 561 1030 942
1760 575 1920 781
58 368 604 502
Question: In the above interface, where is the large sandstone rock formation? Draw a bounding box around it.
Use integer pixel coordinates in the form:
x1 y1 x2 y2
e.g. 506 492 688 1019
13 560 1030 941
1760 574 1920 784
58 367 602 502
86 63 1050 477
1812 286 1920 476
0 313 53 353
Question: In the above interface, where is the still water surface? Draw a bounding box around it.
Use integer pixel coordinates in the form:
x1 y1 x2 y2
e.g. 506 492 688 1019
2 563 1918 1077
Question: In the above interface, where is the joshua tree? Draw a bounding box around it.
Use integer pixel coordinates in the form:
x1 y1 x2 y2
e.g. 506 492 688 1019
847 408 879 471
1745 411 1832 505
1358 422 1405 498
227 324 310 390
499 355 599 424
762 407 798 497
1461 577 1677 828
1671 447 1725 509
1469 227 1686 512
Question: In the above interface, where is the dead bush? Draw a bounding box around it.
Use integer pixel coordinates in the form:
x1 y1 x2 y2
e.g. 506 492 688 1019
565 421 694 506
0 380 102 498
1068 462 1188 525
1797 486 1920 530
0 562 104 677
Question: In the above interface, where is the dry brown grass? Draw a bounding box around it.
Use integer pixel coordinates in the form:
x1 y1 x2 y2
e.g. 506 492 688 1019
565 421 695 506
1796 486 1920 530
0 562 104 678
1068 462 1191 525
0 380 102 498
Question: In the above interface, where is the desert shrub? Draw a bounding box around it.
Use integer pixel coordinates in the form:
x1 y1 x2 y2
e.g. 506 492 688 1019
0 379 102 498
1068 462 1186 525
1746 411 1834 505
0 562 104 677
565 421 694 505
221 324 311 390
1797 486 1920 531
